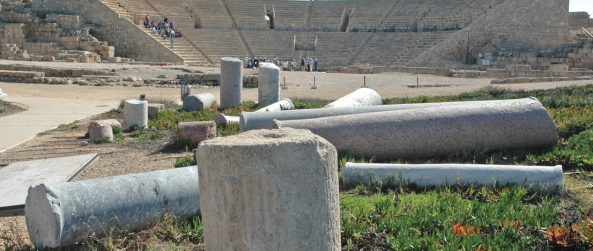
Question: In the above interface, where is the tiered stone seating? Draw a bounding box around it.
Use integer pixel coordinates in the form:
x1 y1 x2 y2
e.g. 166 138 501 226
183 29 247 62
272 1 308 31
309 1 348 31
305 32 370 67
352 31 455 66
188 0 233 29
144 0 195 29
100 0 210 65
225 0 268 30
346 1 393 31
242 30 299 59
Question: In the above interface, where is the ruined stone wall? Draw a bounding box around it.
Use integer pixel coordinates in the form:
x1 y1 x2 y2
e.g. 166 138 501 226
408 0 571 67
31 0 183 63
569 12 591 28
0 23 25 45
45 14 83 30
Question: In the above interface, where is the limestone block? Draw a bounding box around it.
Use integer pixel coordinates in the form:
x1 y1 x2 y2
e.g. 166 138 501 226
107 57 121 62
198 128 340 250
124 99 148 130
88 119 121 132
148 103 164 117
201 73 220 82
258 63 281 107
41 56 54 61
324 88 382 108
219 57 242 109
25 167 200 249
183 93 216 111
177 121 216 146
342 163 563 193
89 124 113 143
272 98 558 160
549 64 569 73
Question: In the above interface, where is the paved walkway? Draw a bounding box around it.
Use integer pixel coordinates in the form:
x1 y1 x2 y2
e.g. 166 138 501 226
0 97 118 153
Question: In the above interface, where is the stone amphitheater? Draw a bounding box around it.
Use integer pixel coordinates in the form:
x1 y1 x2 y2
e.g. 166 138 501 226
0 0 590 74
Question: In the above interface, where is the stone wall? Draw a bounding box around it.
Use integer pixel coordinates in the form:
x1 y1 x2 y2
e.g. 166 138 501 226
45 14 84 30
569 12 591 28
408 0 571 67
31 0 183 64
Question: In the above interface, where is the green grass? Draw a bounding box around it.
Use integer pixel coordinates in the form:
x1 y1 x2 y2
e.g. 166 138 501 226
0 104 10 113
174 154 196 168
94 136 111 144
341 185 558 250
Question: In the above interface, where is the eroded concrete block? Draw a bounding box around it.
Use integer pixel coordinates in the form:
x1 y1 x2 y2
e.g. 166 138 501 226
272 98 558 160
148 103 164 117
177 121 216 146
198 128 340 250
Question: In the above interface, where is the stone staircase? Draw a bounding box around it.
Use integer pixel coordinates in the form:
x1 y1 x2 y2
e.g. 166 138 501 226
99 0 211 65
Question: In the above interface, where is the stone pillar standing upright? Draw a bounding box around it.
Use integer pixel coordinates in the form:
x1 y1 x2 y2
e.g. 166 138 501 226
198 128 340 250
219 57 243 109
258 63 281 107
124 99 148 130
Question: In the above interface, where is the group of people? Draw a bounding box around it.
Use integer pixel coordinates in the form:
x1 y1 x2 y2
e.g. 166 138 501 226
144 15 183 49
243 57 319 72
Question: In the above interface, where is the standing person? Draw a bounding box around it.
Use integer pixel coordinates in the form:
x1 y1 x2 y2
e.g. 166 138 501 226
300 58 305 71
170 35 175 49
314 58 319 72
292 59 297 71
254 57 259 68
306 58 311 72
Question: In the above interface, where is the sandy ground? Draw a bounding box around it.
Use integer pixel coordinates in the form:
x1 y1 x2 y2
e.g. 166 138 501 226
0 61 591 102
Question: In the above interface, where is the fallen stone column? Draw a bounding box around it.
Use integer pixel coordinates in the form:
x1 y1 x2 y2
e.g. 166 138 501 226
220 57 242 109
256 98 294 112
342 162 563 193
89 124 113 143
124 99 147 130
214 98 294 127
258 63 281 107
324 88 382 108
180 84 191 100
213 113 240 127
240 98 532 132
198 128 340 250
272 98 558 160
183 93 216 111
25 166 200 250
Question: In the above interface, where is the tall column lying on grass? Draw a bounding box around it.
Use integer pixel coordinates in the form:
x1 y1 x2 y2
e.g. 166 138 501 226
323 88 382 108
342 162 563 193
272 97 558 160
240 98 531 132
25 166 200 250
219 57 243 109
258 63 281 107
197 128 340 250
124 99 148 130
183 93 216 111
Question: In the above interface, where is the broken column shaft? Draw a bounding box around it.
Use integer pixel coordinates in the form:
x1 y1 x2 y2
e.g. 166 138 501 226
272 98 558 160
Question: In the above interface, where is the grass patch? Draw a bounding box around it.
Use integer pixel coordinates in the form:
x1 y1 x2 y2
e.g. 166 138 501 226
174 154 196 168
341 185 559 250
94 136 111 144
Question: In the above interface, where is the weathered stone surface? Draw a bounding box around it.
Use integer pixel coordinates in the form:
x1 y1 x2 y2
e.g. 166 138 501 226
180 84 191 100
219 57 242 109
258 63 281 107
272 98 558 160
88 119 121 131
241 99 520 132
198 128 340 250
213 113 240 127
147 103 164 117
124 99 148 130
343 163 563 193
89 124 113 143
25 166 200 249
324 88 382 108
177 121 216 146
183 93 216 111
